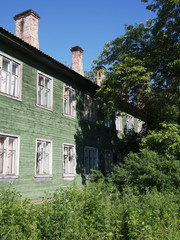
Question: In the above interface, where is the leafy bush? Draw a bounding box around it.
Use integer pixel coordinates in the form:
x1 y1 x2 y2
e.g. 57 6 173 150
0 187 40 239
0 184 179 239
141 122 180 159
111 149 180 192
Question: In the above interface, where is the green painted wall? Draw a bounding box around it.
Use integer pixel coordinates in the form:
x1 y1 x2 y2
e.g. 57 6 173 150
0 42 113 199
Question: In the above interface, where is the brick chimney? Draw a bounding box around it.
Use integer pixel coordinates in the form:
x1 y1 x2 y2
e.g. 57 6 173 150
70 46 84 76
96 66 106 86
14 9 40 49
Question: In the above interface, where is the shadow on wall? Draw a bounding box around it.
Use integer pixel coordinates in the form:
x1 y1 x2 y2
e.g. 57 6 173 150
74 90 118 183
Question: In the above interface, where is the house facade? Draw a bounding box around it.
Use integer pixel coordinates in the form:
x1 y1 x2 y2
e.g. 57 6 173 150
0 10 141 199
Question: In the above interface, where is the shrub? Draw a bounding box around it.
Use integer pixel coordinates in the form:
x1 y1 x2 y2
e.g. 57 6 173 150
0 184 179 239
111 149 180 192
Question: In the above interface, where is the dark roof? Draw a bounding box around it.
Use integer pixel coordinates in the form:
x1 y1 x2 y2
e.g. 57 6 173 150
0 26 98 91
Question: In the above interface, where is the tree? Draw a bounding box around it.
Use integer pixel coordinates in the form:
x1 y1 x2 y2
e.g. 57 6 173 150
94 0 180 130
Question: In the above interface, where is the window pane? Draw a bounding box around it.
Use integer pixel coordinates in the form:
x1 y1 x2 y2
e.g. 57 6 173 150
45 78 50 89
43 152 49 174
2 58 10 94
2 59 10 71
7 138 15 175
11 75 18 97
12 63 18 76
64 146 68 174
69 146 74 173
38 85 43 105
45 89 50 108
45 79 50 107
1 69 9 94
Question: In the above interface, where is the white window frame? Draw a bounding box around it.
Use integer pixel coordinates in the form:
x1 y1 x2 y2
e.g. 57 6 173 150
0 132 20 178
0 51 22 101
84 146 98 174
84 94 97 123
63 85 76 118
115 112 123 132
63 143 76 180
35 138 52 177
37 71 53 110
126 114 134 132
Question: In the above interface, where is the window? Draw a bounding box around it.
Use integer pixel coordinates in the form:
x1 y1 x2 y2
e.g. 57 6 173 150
84 147 98 174
126 114 134 132
115 112 123 132
0 134 19 177
137 119 142 133
35 139 52 176
0 53 22 99
37 72 53 109
84 94 97 123
63 85 76 118
104 150 113 174
63 144 76 179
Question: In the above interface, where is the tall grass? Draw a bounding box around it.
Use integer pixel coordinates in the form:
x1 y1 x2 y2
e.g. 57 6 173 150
0 182 179 239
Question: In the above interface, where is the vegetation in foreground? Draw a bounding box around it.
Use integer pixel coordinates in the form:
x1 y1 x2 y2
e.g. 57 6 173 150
0 167 179 240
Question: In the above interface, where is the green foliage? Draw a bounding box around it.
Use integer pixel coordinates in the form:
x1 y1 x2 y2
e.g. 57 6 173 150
0 184 179 239
94 0 180 130
84 69 96 82
0 187 40 239
141 122 180 159
111 149 180 192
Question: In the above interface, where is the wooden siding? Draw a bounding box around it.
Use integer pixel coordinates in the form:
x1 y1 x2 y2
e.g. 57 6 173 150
0 43 114 199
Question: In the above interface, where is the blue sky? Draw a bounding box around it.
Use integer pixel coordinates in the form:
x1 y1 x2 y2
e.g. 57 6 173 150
1 0 155 71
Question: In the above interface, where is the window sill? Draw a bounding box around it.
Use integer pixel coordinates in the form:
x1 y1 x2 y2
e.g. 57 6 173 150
34 175 52 182
0 175 18 179
0 92 22 102
63 174 76 180
36 104 53 112
0 175 18 182
62 113 76 120
35 174 52 178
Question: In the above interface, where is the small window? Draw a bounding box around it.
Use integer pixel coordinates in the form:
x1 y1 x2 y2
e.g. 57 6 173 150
0 53 22 100
84 94 97 123
63 144 76 179
115 112 122 132
63 85 76 118
35 139 52 176
37 72 53 110
84 147 98 174
126 114 134 132
0 134 19 177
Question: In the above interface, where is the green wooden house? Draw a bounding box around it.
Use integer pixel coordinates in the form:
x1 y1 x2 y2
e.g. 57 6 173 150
0 10 141 199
